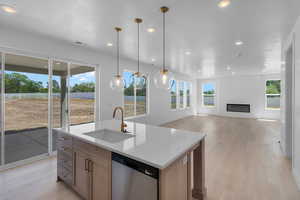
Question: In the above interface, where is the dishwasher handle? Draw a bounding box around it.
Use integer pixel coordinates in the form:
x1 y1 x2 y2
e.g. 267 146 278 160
112 152 159 179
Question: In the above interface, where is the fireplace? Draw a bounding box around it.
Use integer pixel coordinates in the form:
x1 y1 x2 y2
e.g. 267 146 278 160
227 104 250 113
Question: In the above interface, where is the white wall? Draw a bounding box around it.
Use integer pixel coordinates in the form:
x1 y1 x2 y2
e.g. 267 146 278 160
0 26 195 126
286 16 300 190
197 74 281 120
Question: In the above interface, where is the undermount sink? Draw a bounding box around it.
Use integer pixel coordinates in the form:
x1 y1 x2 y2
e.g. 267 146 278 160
83 129 134 143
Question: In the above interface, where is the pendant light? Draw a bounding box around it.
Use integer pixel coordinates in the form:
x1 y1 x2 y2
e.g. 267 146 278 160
134 18 145 90
110 27 124 91
153 6 174 90
134 18 142 78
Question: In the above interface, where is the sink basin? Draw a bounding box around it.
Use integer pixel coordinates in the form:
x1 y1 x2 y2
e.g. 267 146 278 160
83 129 134 143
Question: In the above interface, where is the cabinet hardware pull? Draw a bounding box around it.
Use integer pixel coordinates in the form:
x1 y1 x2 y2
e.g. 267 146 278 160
85 159 88 171
145 169 153 176
88 160 93 172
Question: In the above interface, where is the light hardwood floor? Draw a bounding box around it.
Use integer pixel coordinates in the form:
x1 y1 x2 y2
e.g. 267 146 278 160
0 115 299 200
163 115 300 200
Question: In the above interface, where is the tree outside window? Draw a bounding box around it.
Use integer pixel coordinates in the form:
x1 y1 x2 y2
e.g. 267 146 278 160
123 71 147 117
202 83 215 107
265 80 281 110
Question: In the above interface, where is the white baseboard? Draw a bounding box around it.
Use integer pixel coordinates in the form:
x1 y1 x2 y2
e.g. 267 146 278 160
197 112 280 120
293 168 300 191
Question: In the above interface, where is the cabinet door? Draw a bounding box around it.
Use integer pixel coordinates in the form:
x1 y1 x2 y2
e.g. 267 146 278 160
89 156 111 200
159 154 188 200
73 151 90 200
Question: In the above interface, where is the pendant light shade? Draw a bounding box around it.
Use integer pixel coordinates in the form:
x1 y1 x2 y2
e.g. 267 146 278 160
110 27 125 91
153 6 173 90
153 68 173 90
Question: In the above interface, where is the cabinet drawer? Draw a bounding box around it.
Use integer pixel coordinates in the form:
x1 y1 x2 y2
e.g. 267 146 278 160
57 133 73 148
58 165 73 185
73 139 110 167
58 152 73 171
57 145 73 157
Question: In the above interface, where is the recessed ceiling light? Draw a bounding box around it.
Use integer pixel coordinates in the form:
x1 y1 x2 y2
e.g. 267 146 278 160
226 65 231 70
151 58 156 62
218 0 231 8
74 41 85 46
0 4 17 14
235 40 244 46
107 42 113 47
231 71 236 75
147 28 156 33
185 51 191 55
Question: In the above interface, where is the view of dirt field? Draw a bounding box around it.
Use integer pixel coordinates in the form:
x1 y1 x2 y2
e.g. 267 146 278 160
5 98 94 131
124 100 146 117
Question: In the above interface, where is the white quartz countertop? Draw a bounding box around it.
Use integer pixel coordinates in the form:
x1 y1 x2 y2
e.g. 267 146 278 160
55 120 206 169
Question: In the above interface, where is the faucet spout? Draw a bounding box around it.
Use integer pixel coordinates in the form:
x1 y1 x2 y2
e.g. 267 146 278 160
112 107 127 133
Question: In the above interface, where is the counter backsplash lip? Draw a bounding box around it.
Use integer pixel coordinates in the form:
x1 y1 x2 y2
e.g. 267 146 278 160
54 120 206 169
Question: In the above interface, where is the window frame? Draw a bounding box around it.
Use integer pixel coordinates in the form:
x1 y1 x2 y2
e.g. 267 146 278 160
123 70 149 119
0 48 97 168
186 82 191 109
170 79 178 110
170 80 192 110
265 79 281 111
202 82 216 108
178 80 186 110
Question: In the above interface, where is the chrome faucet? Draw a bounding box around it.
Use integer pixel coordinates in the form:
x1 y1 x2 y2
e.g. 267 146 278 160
113 107 128 133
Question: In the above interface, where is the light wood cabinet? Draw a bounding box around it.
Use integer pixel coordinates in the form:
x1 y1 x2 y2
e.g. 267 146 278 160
73 150 90 199
57 132 111 200
159 153 188 200
57 132 205 200
159 140 206 200
73 138 111 200
57 132 74 186
89 157 112 200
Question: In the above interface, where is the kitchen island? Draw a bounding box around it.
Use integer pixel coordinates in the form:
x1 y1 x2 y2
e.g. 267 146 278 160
55 120 206 200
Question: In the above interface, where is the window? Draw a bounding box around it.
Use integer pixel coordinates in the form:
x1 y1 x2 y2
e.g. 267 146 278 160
123 71 147 118
179 81 185 109
4 54 49 164
202 83 215 107
69 64 95 126
0 51 97 167
170 80 177 109
170 80 191 110
186 82 191 108
265 80 281 110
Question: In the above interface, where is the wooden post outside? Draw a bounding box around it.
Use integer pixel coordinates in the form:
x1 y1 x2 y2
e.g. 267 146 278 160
60 75 68 128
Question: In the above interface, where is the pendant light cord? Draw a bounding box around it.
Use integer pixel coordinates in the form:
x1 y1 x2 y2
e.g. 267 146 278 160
138 22 140 74
163 11 165 71
117 30 120 75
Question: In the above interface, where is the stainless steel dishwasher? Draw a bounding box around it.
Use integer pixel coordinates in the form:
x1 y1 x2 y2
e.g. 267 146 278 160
112 152 159 200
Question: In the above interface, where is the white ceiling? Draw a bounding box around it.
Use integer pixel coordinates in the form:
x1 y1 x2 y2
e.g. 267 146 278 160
0 0 299 78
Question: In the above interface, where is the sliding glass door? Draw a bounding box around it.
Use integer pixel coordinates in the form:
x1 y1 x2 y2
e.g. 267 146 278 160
69 64 95 126
4 54 49 164
0 52 96 167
